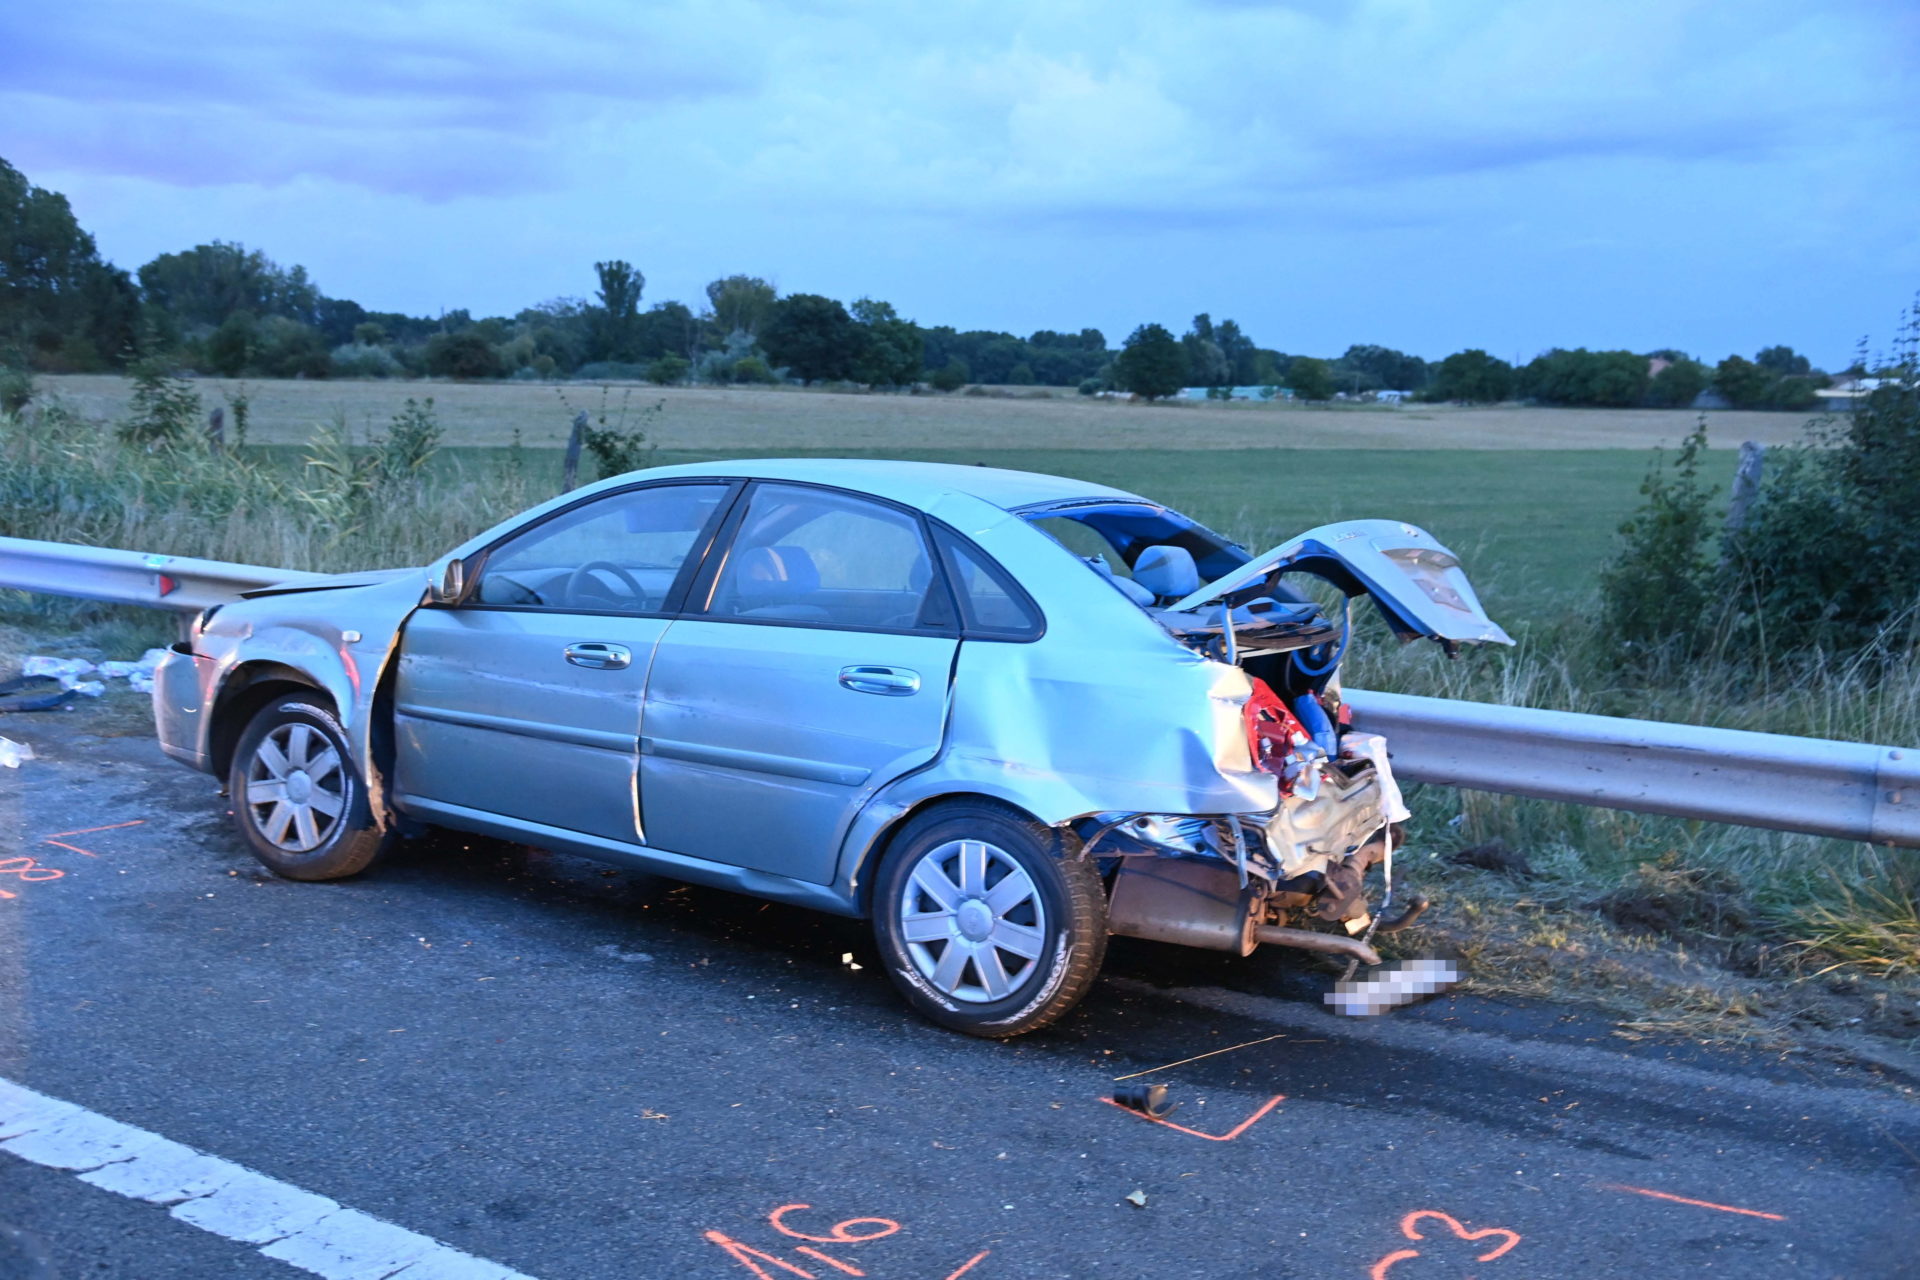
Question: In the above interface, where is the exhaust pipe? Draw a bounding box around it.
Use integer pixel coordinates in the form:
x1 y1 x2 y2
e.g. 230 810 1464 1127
1254 925 1380 967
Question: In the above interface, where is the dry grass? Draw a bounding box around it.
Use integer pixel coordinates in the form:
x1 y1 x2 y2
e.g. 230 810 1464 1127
39 373 1818 452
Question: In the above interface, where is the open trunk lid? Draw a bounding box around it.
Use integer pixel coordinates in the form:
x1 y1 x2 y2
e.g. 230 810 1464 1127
1164 519 1513 648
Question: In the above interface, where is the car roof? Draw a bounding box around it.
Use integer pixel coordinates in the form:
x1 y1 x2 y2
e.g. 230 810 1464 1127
631 457 1151 513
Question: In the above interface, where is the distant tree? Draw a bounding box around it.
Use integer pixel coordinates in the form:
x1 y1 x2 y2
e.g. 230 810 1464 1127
1340 343 1429 392
588 260 644 361
1519 348 1648 406
1114 324 1186 400
1755 345 1812 377
850 297 923 388
1215 319 1258 385
1644 356 1709 407
1428 349 1513 403
352 321 387 346
206 311 257 377
705 275 778 338
929 357 969 392
1713 355 1773 409
634 301 698 361
425 330 504 380
1286 356 1335 401
0 157 138 369
761 293 859 384
1181 314 1229 387
138 241 320 330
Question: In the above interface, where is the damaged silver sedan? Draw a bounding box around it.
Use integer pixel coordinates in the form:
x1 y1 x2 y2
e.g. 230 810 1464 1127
151 460 1509 1037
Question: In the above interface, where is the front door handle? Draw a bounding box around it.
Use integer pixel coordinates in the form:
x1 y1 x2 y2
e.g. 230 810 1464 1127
838 665 920 696
565 642 632 670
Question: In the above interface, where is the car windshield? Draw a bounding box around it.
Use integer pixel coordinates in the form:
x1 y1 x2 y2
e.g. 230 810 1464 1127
1019 500 1248 585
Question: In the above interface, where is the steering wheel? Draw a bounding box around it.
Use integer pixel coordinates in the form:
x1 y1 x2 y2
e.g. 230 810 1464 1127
563 561 651 610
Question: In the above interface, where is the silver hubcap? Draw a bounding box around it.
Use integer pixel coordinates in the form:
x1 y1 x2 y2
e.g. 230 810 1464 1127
244 723 345 853
899 839 1048 1004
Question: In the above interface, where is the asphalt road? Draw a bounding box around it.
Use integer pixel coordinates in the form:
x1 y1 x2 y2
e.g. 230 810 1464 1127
1 700 1916 1279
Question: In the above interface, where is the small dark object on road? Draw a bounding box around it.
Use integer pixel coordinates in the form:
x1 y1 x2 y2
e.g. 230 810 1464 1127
1448 838 1534 877
1113 1083 1178 1119
0 675 73 713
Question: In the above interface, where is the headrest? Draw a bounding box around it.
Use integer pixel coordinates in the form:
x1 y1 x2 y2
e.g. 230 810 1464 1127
730 544 819 609
1132 544 1201 599
1085 554 1156 605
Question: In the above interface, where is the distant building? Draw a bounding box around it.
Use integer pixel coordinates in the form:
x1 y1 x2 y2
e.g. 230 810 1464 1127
1376 389 1412 404
1176 385 1294 402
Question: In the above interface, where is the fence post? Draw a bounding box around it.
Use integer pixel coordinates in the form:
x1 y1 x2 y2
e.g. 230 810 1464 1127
561 410 587 493
206 405 225 455
1724 440 1763 537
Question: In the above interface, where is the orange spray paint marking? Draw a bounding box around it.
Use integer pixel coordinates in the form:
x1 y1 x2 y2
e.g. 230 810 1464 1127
1602 1184 1786 1221
704 1230 818 1279
768 1205 902 1244
42 820 145 839
41 839 97 858
792 1245 864 1275
0 857 64 884
942 1251 991 1280
1368 1210 1522 1279
1099 1093 1285 1142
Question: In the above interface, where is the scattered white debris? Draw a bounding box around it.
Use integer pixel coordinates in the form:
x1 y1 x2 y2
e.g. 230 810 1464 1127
0 737 32 768
1324 957 1461 1017
128 672 155 694
68 681 105 698
840 952 863 971
21 657 94 680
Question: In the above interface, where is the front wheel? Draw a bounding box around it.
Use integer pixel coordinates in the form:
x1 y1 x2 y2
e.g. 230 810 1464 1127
872 800 1107 1038
227 695 387 881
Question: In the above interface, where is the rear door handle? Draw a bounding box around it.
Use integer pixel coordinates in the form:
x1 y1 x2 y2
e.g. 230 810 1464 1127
564 642 632 670
838 665 920 696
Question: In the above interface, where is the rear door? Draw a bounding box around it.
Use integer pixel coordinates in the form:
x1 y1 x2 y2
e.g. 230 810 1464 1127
638 482 960 883
393 480 735 843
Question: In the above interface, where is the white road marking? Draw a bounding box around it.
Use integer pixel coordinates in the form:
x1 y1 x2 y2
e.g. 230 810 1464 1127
0 1076 537 1280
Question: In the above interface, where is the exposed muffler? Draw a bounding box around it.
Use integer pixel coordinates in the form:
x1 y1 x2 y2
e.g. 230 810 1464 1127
1107 858 1380 965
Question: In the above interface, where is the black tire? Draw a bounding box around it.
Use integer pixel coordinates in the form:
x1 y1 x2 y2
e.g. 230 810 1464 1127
226 695 387 881
872 800 1107 1038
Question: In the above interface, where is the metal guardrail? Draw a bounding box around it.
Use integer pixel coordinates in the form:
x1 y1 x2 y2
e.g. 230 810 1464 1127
3 536 1917 849
0 535 320 614
1345 690 1920 849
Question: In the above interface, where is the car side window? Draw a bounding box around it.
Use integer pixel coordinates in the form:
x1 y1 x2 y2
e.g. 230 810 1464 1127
472 483 729 613
703 484 948 631
935 528 1043 639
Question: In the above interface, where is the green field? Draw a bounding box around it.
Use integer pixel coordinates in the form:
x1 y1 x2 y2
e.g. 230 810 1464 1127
293 443 1723 620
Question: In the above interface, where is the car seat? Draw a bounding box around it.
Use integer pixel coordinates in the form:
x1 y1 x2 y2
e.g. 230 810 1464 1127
727 545 832 620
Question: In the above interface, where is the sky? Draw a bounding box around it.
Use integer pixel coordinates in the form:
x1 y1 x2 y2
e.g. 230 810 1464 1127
4 0 1917 367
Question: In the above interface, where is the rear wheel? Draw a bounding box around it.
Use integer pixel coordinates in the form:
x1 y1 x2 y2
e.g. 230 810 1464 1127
227 695 387 881
872 800 1106 1038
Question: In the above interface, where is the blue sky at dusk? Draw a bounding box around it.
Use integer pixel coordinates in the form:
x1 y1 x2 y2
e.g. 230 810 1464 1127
4 0 1915 367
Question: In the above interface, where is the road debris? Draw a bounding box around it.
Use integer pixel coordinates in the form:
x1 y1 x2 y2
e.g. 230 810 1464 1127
1325 957 1461 1016
0 675 73 713
1124 1190 1148 1208
1113 1084 1178 1119
0 737 32 768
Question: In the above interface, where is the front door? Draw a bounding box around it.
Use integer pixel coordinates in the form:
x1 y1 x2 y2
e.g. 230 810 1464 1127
393 480 733 843
639 482 960 883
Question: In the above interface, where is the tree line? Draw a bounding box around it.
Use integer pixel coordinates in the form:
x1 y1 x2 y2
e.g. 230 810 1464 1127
1 156 1839 408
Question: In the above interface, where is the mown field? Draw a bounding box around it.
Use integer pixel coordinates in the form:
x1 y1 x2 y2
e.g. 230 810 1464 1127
42 372 1810 451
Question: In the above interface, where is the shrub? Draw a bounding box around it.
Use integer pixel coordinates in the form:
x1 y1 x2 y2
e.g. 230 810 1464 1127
1076 377 1102 396
0 365 34 415
572 361 653 382
1597 417 1717 653
424 330 504 380
929 358 968 393
330 342 403 379
117 356 203 448
731 355 776 384
646 355 689 385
